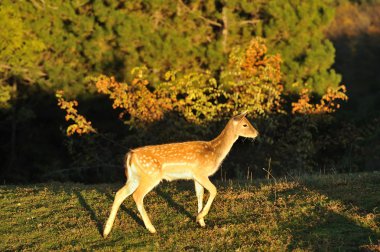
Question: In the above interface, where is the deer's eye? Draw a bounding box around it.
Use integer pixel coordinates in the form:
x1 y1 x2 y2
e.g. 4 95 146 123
243 124 248 127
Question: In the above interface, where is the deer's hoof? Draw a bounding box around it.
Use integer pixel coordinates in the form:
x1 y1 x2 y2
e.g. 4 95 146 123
198 218 206 227
147 226 157 234
103 226 111 238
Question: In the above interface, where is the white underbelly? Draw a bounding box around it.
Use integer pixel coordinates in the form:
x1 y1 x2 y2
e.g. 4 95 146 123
161 163 195 181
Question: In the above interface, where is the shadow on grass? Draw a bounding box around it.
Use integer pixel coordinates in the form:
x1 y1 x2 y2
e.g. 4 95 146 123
96 185 194 232
300 173 380 214
98 188 145 228
155 187 194 220
271 183 379 251
286 205 377 251
74 190 103 236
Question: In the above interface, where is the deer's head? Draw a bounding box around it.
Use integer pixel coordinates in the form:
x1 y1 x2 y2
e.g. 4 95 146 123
232 111 259 139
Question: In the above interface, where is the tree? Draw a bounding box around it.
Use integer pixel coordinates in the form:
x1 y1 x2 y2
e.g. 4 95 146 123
0 2 45 179
257 0 341 94
0 3 45 108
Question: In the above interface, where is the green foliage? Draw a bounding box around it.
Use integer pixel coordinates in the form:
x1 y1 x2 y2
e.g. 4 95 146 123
0 0 341 108
0 2 45 107
161 70 228 124
1 0 340 97
0 3 45 77
1 0 378 183
220 38 283 116
78 37 348 179
0 84 12 109
257 0 341 94
90 37 283 131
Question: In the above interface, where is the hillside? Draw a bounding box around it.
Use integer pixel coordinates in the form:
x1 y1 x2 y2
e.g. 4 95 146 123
1 173 379 251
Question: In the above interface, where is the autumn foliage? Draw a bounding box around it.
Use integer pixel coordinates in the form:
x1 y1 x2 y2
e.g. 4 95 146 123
292 86 348 114
56 90 96 136
56 38 348 136
95 68 174 126
223 38 283 116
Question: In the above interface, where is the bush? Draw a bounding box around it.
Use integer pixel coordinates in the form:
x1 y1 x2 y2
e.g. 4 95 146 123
56 38 349 181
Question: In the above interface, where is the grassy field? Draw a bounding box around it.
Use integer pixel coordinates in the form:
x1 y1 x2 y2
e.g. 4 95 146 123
1 173 379 251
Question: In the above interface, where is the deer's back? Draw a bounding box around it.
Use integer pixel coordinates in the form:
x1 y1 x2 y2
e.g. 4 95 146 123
131 141 217 179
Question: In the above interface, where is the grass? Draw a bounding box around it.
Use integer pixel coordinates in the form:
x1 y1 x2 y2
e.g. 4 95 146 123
0 173 379 251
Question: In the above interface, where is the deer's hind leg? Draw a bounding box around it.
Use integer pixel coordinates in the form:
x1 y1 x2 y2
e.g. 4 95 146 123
133 177 160 233
103 178 139 238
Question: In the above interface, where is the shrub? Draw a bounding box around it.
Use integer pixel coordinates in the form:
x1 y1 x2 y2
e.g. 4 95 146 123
56 38 349 180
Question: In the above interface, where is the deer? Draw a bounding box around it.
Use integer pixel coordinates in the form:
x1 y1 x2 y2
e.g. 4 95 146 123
103 111 259 238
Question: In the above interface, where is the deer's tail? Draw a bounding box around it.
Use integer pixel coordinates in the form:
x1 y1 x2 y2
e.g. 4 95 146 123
124 151 141 181
124 152 133 179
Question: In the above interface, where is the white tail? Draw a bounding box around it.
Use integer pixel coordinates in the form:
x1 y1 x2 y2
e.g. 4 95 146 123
103 112 259 237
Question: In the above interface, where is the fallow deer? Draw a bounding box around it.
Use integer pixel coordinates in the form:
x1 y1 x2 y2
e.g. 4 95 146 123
103 111 258 237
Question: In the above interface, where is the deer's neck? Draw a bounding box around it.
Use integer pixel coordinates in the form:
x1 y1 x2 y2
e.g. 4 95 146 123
210 122 238 165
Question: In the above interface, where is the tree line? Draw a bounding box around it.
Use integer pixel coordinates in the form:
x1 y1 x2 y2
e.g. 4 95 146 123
0 0 379 183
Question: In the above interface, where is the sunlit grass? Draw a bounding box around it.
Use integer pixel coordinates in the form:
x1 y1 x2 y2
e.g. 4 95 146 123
0 173 379 251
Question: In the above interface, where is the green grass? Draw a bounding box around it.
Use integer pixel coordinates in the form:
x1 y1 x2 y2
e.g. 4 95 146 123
1 173 379 251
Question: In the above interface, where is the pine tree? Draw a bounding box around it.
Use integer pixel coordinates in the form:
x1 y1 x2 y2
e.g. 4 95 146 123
0 2 45 108
257 0 341 94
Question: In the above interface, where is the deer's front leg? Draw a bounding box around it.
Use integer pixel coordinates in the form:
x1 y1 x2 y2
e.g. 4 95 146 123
194 176 217 223
194 181 206 227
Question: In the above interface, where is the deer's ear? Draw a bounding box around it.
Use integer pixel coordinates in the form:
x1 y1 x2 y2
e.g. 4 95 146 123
233 111 248 121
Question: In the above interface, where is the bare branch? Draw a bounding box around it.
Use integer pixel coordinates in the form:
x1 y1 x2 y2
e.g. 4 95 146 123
240 19 260 26
177 0 222 27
